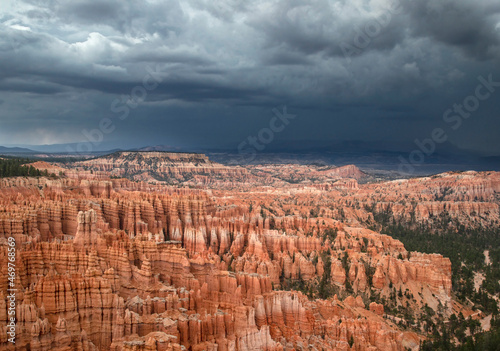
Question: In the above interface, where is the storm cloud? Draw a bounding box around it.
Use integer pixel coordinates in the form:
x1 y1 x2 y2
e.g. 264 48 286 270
0 0 499 154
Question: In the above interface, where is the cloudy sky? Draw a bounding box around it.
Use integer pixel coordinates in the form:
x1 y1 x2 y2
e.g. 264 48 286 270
1 0 500 155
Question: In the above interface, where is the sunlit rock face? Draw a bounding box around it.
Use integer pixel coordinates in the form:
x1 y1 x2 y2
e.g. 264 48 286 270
1 157 496 350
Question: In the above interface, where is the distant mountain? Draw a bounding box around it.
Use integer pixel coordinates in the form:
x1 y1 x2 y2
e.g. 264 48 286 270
0 145 37 154
6 143 125 153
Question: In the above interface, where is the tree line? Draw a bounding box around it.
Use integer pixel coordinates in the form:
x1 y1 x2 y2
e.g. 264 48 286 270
0 157 53 178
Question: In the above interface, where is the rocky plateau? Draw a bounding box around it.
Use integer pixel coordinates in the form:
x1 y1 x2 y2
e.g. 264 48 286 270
0 151 497 350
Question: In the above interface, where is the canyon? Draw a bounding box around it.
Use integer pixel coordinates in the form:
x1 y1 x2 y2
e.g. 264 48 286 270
0 152 498 350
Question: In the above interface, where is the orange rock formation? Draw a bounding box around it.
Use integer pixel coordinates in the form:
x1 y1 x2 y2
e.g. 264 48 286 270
1 155 495 351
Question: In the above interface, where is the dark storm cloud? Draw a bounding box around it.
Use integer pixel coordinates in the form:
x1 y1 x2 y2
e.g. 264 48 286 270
0 78 66 95
403 0 500 59
248 1 408 59
260 49 314 66
23 0 186 36
0 0 499 153
59 1 121 24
